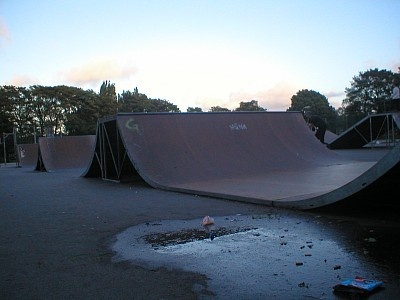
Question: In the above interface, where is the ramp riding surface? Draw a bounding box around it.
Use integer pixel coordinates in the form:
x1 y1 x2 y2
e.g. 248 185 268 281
36 135 96 172
83 112 400 210
16 143 38 167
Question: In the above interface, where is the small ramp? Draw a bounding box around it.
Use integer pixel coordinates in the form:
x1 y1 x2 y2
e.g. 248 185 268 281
16 143 38 167
36 135 96 172
83 112 400 210
324 130 337 144
328 112 400 149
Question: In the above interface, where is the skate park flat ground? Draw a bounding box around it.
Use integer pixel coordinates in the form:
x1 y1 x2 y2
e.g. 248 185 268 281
1 165 400 299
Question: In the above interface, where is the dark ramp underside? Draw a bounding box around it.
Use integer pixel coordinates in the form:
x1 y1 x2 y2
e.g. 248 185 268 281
328 112 400 149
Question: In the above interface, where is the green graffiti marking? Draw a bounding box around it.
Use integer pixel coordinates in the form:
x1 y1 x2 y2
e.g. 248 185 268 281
126 118 140 133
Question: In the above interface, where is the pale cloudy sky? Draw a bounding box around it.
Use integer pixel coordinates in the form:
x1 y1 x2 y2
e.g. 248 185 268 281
1 0 399 111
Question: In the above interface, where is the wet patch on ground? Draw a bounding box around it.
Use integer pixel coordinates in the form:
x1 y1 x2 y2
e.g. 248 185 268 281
112 213 400 299
144 226 257 248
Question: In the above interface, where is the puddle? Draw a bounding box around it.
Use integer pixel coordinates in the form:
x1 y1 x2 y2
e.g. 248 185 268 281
112 214 398 299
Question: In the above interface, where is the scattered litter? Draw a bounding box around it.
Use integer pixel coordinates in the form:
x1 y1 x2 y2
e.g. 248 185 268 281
333 276 383 296
364 237 376 243
295 262 303 266
202 216 215 240
202 215 214 226
334 265 341 270
298 281 310 288
209 231 215 240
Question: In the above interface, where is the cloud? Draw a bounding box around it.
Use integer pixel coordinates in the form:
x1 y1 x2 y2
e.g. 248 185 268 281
229 82 298 111
61 59 138 88
390 62 400 73
0 17 11 47
229 84 346 111
9 75 40 87
325 90 345 99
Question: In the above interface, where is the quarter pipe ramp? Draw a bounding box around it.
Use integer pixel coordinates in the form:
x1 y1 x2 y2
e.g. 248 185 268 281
16 143 38 167
36 135 96 171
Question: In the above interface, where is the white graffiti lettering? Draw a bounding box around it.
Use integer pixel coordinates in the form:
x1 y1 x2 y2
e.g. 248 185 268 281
229 123 247 130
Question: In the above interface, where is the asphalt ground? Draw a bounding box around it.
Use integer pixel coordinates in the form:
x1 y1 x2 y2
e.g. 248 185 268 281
1 165 399 299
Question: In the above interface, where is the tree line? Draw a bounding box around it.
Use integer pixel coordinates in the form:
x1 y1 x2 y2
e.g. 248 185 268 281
0 81 181 143
1 67 399 147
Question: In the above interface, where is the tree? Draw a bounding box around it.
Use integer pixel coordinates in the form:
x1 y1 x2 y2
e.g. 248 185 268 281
209 106 230 112
63 88 99 135
0 86 15 160
99 80 118 117
234 100 266 111
335 68 396 132
30 85 54 136
288 89 337 132
29 85 93 136
0 86 32 139
148 99 180 112
342 68 394 115
118 87 148 112
187 107 203 112
118 87 179 113
10 86 36 143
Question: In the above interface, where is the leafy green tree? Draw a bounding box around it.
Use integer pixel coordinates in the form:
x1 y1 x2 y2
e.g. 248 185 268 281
0 86 31 162
342 68 394 115
0 86 15 137
118 87 149 112
30 85 53 136
24 85 100 136
7 86 35 143
234 100 266 111
209 106 230 112
99 80 118 117
335 68 396 132
63 87 99 135
30 85 79 135
187 107 203 112
46 85 78 135
288 89 337 132
118 87 179 113
148 98 180 112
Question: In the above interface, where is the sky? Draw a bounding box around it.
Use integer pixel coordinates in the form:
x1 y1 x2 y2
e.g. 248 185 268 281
1 0 399 112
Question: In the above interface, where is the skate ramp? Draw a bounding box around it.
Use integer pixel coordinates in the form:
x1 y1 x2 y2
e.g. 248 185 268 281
36 135 96 171
328 112 400 149
16 144 38 167
83 112 400 210
324 130 337 144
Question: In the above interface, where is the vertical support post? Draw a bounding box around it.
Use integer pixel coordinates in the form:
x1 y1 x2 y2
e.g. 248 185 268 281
3 133 6 167
13 127 19 167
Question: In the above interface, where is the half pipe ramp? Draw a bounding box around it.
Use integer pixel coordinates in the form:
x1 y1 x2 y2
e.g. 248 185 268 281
83 112 400 210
